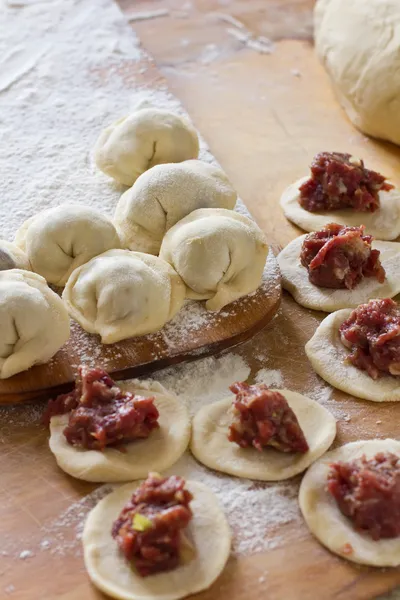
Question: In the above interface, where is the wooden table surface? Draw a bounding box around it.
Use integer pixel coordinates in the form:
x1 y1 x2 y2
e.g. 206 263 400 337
2 1 400 599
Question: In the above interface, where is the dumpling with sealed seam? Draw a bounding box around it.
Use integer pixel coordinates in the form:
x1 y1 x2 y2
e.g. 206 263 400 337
62 249 186 343
114 160 237 255
0 270 70 379
15 204 121 286
0 240 31 271
159 208 269 311
94 107 199 187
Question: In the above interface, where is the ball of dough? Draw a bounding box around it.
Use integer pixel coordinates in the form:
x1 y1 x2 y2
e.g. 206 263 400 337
94 107 200 187
0 240 31 271
114 160 238 255
15 205 121 286
159 208 269 311
62 249 186 343
0 270 70 379
314 0 400 145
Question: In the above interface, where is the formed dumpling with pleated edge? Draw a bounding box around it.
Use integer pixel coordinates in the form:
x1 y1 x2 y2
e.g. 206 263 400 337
15 205 121 286
0 240 31 272
160 208 269 311
114 160 237 255
94 106 199 187
0 270 70 379
62 249 186 343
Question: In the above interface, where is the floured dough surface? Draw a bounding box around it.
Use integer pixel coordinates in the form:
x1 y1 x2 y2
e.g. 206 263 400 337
114 160 237 255
159 208 268 311
280 177 400 241
278 235 400 312
191 389 336 480
83 479 231 600
49 380 190 482
0 240 31 271
0 270 70 379
305 309 400 402
299 439 400 566
15 204 121 286
62 250 185 343
94 107 199 187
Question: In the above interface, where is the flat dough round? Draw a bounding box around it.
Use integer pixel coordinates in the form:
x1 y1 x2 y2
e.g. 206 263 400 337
0 240 31 271
277 234 400 312
62 250 185 343
49 380 191 482
280 176 400 241
83 479 231 600
299 439 400 567
190 389 336 481
305 309 400 402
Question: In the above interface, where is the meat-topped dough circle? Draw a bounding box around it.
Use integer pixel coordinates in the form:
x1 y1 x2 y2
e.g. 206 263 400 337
114 160 237 255
0 270 70 379
62 249 185 343
299 439 400 567
0 240 31 271
159 208 268 311
278 230 400 312
94 107 199 187
280 152 400 240
83 479 231 600
15 205 121 286
191 386 336 480
48 378 191 483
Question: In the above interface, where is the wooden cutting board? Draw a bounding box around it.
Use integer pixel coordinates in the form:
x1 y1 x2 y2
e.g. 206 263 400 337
3 1 400 600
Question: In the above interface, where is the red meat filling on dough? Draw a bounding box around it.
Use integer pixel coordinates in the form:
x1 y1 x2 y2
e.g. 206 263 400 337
43 366 159 450
112 473 193 576
300 223 385 289
228 382 309 453
328 452 400 540
340 298 400 380
299 152 393 213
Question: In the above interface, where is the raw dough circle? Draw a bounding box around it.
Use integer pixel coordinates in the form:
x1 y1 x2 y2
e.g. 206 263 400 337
94 107 199 187
49 380 191 482
62 249 185 343
83 479 231 600
15 204 121 286
0 240 31 271
190 389 336 481
306 309 400 402
277 234 400 312
299 439 400 566
314 0 400 146
0 270 70 379
159 208 268 311
280 177 400 241
114 160 237 255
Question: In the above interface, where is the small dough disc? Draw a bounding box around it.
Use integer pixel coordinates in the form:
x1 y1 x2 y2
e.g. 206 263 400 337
299 439 400 567
277 235 400 312
83 480 231 600
190 389 336 481
49 380 191 482
305 309 400 402
0 240 31 271
280 177 400 241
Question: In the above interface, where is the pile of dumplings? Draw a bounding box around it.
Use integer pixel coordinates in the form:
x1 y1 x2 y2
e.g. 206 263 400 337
0 104 268 379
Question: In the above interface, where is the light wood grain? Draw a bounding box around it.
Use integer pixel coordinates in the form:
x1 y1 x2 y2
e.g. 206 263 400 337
2 0 400 599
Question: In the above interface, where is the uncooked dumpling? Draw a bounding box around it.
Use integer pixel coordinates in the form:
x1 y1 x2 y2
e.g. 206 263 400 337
62 249 185 343
94 107 199 187
0 240 31 271
314 0 400 145
159 208 268 311
0 270 70 379
15 205 121 286
114 160 237 254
